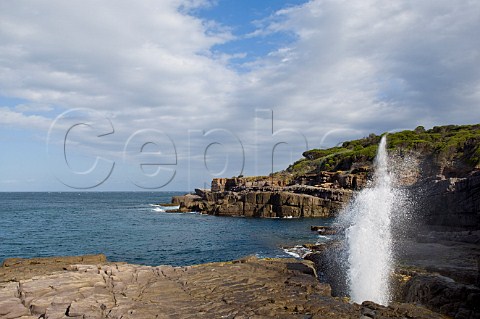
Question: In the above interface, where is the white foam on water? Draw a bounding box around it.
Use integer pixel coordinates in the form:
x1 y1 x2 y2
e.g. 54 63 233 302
149 204 180 212
282 245 312 259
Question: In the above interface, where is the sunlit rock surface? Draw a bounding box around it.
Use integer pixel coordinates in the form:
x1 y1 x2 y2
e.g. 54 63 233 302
0 255 445 319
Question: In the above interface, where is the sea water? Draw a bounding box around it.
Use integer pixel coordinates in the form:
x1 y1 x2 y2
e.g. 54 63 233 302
0 192 330 266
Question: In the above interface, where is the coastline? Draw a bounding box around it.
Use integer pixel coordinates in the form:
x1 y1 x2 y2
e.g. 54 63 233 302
1 125 479 318
1 223 478 318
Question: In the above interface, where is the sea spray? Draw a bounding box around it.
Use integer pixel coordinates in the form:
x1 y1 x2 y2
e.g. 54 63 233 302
343 135 395 305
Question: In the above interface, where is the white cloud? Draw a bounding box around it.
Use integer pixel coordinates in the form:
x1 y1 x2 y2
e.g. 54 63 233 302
240 0 480 134
0 107 52 130
14 103 54 113
0 0 479 190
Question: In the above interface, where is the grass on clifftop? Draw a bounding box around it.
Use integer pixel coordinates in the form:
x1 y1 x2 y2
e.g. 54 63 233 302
285 124 480 177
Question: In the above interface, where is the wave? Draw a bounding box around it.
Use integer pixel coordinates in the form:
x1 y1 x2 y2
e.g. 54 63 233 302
149 204 180 213
282 245 312 259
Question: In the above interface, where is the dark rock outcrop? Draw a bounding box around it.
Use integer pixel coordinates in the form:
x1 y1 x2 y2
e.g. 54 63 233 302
311 225 337 235
401 272 480 319
171 175 358 217
173 186 352 218
413 171 480 229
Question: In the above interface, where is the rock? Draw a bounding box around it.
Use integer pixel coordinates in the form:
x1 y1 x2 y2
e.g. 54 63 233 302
360 303 376 318
0 255 445 319
170 172 358 218
311 225 337 235
302 243 330 252
412 171 480 229
293 171 370 190
401 272 480 318
211 177 288 192
0 296 30 318
0 254 107 282
304 241 349 297
172 186 352 218
397 230 480 285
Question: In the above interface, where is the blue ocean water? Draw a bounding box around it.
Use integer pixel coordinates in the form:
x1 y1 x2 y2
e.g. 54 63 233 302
0 192 331 266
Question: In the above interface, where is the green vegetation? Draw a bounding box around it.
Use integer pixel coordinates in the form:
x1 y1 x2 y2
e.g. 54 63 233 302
285 124 480 176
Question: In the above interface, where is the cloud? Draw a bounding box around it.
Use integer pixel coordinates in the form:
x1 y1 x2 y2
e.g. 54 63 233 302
0 107 52 130
0 0 479 190
241 0 480 135
0 0 236 116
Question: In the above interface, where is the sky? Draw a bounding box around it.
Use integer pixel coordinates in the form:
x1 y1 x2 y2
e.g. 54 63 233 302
0 0 479 191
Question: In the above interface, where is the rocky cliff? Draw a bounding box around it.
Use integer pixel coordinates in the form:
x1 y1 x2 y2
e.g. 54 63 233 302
172 124 480 229
412 170 480 229
172 178 354 218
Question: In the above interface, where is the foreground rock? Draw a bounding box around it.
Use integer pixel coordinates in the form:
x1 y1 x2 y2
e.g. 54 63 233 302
0 254 107 283
304 230 480 319
0 255 445 319
400 271 480 319
398 230 480 285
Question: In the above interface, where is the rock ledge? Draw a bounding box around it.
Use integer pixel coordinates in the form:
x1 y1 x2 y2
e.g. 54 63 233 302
0 255 445 319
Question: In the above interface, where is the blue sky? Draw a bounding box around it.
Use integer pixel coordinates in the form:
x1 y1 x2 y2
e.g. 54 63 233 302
0 0 479 191
190 0 307 68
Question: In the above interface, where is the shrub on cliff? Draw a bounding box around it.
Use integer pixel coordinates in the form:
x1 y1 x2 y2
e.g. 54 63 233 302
285 124 480 176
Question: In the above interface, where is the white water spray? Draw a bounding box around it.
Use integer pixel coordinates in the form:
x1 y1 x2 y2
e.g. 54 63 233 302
344 135 395 305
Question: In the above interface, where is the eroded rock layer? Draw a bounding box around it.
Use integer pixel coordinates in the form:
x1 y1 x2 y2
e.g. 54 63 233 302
172 176 354 218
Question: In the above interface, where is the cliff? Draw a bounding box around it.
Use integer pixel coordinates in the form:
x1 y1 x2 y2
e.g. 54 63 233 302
173 184 352 218
413 170 480 229
286 124 480 179
172 124 480 228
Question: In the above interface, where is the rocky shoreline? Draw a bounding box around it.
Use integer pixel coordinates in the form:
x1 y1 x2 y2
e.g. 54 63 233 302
1 225 478 319
171 176 357 218
3 126 478 318
299 229 480 319
1 220 478 318
163 158 480 318
169 170 480 229
0 254 448 319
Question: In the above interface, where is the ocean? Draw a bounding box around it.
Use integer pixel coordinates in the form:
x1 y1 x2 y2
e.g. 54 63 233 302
0 192 331 266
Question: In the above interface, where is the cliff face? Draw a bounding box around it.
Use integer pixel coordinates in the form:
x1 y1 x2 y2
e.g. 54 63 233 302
172 165 479 227
173 181 352 218
172 169 480 227
413 171 480 229
172 124 480 228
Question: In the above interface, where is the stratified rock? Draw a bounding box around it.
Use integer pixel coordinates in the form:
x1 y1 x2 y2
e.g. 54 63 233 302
294 170 370 190
412 171 480 229
398 230 480 285
172 186 352 218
